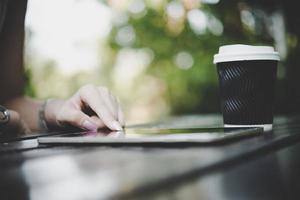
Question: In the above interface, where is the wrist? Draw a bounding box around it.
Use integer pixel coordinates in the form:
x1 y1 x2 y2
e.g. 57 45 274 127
42 99 65 130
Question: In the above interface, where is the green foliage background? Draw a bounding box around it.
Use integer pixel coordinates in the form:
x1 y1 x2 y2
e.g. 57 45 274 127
25 0 300 122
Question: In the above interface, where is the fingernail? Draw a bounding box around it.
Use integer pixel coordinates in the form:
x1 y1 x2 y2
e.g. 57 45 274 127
112 121 123 131
82 120 98 131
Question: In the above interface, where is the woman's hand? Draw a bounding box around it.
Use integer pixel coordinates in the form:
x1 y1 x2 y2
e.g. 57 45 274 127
44 85 125 131
0 109 30 138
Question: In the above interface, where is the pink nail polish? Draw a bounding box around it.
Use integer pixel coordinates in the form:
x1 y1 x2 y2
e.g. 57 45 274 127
82 120 98 131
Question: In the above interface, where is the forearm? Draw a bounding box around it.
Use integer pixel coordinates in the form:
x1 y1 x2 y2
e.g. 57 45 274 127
3 96 42 131
3 96 66 131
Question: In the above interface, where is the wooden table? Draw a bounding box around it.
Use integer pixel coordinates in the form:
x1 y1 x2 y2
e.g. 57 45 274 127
1 115 300 200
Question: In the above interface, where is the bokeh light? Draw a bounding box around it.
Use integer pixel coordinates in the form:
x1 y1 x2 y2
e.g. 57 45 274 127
24 0 297 123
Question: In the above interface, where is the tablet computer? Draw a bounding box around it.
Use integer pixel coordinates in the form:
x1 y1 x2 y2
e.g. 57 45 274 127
37 127 263 145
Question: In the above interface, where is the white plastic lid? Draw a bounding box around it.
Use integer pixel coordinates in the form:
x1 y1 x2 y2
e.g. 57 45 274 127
213 44 280 64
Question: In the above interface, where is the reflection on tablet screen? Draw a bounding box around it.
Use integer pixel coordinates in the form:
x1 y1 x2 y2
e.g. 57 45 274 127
67 127 260 139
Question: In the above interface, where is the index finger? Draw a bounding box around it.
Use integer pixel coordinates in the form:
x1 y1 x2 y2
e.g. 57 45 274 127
79 86 122 130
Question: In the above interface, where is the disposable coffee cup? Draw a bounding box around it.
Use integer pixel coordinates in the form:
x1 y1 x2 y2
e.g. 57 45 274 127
213 44 280 131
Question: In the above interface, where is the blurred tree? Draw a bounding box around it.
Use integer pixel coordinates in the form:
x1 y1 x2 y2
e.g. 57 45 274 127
24 0 300 121
107 0 274 116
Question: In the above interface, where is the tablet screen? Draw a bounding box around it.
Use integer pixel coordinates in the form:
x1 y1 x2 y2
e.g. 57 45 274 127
38 127 263 144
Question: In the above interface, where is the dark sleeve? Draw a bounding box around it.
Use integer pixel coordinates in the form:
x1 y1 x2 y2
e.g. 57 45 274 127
0 0 8 33
0 0 28 104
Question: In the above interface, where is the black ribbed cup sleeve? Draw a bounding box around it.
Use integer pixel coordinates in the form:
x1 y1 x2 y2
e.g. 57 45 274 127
217 60 277 125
